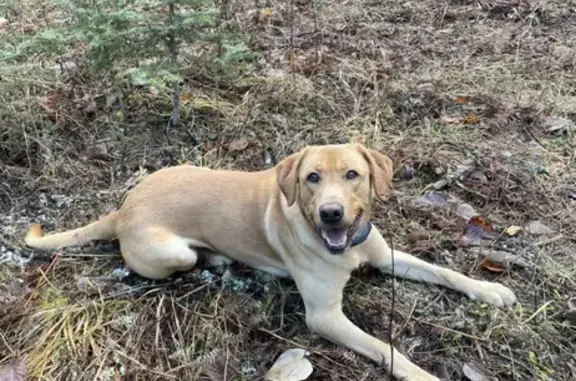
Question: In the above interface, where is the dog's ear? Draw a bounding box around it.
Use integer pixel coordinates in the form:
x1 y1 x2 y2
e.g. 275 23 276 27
356 144 394 201
275 149 307 206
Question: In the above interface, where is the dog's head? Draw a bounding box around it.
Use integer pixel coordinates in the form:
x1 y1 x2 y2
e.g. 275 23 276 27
275 143 393 254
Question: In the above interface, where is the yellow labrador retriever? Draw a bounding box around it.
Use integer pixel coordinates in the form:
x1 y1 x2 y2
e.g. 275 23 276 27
25 143 516 381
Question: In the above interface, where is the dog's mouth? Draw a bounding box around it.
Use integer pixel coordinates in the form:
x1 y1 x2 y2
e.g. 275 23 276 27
318 214 362 254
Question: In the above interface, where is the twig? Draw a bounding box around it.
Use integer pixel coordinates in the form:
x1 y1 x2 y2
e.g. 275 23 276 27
290 0 295 84
167 0 180 128
393 298 418 342
387 212 395 377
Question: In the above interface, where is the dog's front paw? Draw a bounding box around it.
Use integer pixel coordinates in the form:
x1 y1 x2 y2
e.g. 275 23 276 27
468 280 517 307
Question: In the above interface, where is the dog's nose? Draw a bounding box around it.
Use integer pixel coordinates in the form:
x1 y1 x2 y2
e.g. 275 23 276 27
319 203 344 224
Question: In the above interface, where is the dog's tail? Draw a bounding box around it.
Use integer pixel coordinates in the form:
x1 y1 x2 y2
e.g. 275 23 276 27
25 211 119 251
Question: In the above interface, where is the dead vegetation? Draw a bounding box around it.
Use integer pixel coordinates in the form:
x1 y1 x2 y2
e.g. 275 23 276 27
1 0 576 380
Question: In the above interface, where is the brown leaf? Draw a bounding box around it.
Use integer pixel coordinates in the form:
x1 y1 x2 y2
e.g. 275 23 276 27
228 139 249 152
470 216 493 232
0 359 27 381
455 96 468 104
463 113 481 124
457 216 498 247
480 259 505 273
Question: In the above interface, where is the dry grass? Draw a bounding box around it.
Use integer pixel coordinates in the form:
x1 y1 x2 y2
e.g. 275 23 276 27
1 0 576 380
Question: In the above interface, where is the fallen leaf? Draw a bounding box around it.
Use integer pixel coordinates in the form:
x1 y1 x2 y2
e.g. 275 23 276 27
0 359 27 381
545 116 574 133
463 362 495 381
456 203 478 221
265 348 313 381
524 221 551 236
470 216 493 232
228 139 249 152
463 113 481 125
440 115 464 124
455 96 468 104
413 192 448 206
473 248 531 269
458 216 498 247
504 225 522 236
480 259 505 272
0 18 8 29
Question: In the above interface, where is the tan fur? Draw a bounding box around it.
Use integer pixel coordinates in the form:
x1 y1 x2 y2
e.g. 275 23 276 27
24 143 517 381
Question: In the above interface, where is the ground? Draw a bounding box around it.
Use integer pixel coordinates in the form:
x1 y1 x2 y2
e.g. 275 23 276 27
1 0 575 380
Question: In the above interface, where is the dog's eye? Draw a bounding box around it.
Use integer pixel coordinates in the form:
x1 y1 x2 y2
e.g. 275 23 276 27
346 170 359 180
307 172 320 183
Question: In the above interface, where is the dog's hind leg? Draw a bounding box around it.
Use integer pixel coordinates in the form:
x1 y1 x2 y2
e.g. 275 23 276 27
119 227 200 280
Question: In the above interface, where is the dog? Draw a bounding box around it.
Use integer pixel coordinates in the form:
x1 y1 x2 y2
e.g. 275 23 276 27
25 143 517 381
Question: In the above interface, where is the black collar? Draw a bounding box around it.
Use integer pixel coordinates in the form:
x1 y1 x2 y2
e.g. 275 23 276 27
351 221 372 247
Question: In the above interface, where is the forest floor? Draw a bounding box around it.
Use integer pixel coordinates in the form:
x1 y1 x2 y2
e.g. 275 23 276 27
1 0 575 380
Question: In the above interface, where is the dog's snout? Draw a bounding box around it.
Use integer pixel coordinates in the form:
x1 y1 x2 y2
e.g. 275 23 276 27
319 203 344 224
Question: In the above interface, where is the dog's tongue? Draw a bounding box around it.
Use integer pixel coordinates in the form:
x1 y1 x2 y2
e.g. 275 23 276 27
321 228 348 248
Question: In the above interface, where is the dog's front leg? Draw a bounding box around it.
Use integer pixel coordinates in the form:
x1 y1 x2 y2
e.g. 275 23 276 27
363 228 517 307
292 270 439 381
